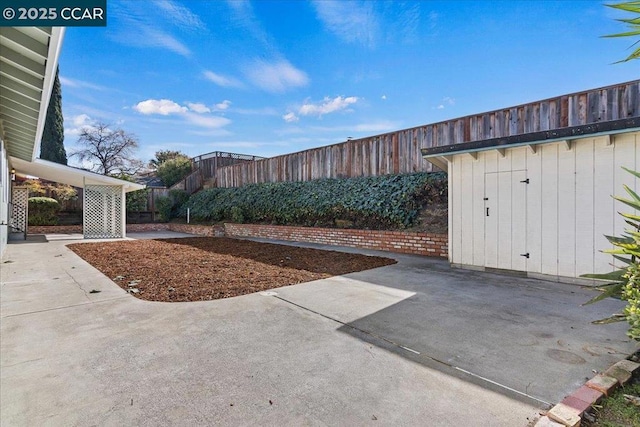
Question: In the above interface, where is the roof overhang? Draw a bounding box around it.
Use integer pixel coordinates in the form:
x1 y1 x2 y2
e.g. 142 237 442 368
11 157 145 192
0 26 64 161
421 117 640 167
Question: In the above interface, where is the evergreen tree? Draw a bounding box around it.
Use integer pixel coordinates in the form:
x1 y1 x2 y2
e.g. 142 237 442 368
40 67 67 165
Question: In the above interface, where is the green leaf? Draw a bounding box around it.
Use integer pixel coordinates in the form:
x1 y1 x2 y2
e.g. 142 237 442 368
582 283 625 305
612 195 640 211
580 269 627 281
606 1 640 14
622 166 640 179
613 254 633 265
591 314 627 324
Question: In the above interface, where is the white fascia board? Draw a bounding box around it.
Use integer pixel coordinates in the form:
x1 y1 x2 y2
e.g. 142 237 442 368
10 156 145 192
31 27 65 161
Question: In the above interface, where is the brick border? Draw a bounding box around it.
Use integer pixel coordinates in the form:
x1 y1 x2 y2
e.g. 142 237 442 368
224 223 447 257
29 223 448 257
535 358 640 426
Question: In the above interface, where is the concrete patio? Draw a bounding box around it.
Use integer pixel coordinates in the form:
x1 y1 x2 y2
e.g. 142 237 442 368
1 232 637 426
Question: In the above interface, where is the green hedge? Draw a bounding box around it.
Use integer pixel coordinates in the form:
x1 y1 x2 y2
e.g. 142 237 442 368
181 172 446 229
28 197 60 226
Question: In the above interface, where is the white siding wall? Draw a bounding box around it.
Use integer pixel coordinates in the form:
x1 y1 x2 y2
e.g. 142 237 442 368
450 130 639 279
0 137 9 257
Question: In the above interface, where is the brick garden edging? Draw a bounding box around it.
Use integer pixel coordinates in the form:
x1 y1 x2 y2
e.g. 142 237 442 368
28 225 83 234
29 223 448 258
224 223 448 257
535 357 640 426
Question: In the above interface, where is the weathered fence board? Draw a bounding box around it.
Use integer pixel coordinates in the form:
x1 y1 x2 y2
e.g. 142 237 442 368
216 80 639 188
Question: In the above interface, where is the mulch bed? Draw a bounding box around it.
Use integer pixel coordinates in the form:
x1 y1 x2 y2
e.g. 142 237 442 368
67 237 396 302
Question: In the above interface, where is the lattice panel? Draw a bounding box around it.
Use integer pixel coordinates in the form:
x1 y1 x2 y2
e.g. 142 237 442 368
11 187 28 233
84 185 123 239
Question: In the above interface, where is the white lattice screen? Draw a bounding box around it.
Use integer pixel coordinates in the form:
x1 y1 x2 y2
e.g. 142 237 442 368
11 187 28 233
84 185 123 239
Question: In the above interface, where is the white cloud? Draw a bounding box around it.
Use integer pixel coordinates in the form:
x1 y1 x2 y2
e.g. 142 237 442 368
282 112 299 123
134 99 188 115
153 0 206 30
435 97 455 110
65 114 95 137
184 112 231 129
312 1 378 48
146 28 192 56
244 60 309 93
381 95 387 100
133 98 232 130
109 1 197 57
59 77 107 91
352 121 397 132
215 100 232 111
203 70 244 88
187 102 211 114
310 120 398 133
299 96 359 117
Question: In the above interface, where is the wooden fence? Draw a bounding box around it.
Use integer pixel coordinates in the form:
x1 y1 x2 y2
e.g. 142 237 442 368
192 151 264 180
217 80 640 188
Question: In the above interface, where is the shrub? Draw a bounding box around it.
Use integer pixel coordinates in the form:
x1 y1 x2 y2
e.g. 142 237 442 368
28 197 60 226
182 172 447 229
126 189 149 212
157 156 192 187
582 167 640 340
156 196 173 222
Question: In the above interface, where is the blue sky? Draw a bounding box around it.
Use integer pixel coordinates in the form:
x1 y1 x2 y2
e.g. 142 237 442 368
58 0 640 165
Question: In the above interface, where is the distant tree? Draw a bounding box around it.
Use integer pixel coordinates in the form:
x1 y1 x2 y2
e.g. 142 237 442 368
40 67 67 164
72 122 143 176
156 156 193 187
605 1 640 62
149 150 185 169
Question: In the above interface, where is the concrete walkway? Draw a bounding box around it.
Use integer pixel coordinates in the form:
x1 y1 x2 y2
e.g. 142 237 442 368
1 233 637 426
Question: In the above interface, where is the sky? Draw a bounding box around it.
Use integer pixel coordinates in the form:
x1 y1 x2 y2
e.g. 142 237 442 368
58 0 640 166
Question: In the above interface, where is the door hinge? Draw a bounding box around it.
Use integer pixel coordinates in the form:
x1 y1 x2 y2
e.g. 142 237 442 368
520 253 530 259
520 178 530 184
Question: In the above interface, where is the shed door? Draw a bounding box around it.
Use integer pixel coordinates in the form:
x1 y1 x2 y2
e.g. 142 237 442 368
484 170 528 271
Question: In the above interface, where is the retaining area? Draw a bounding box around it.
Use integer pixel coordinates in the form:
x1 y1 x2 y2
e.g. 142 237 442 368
28 223 448 258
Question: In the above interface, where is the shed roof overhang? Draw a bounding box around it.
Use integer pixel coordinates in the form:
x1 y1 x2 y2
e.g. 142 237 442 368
0 26 64 161
421 117 640 170
11 157 145 192
1 26 143 193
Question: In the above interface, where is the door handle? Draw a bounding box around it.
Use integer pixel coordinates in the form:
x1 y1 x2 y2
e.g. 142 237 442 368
486 207 489 217
520 253 530 259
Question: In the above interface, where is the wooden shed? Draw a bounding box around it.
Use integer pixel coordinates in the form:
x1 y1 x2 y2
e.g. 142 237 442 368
422 80 640 282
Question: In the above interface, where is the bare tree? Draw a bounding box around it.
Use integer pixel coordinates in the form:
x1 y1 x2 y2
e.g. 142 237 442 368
72 122 144 176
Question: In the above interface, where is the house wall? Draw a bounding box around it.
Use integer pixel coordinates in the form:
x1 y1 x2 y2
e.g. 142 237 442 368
449 130 640 280
0 137 8 257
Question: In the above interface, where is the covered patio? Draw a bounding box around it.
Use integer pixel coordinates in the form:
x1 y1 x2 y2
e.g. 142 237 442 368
0 26 143 255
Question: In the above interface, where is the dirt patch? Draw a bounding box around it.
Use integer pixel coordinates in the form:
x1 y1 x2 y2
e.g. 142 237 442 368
67 237 396 302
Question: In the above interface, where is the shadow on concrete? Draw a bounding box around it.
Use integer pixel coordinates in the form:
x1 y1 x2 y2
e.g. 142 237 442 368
9 234 48 243
329 257 636 407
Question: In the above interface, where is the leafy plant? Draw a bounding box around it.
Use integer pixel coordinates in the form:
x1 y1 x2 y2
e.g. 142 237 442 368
182 172 446 230
582 167 640 340
28 197 60 226
156 196 173 222
126 188 150 212
604 1 640 63
157 156 193 187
